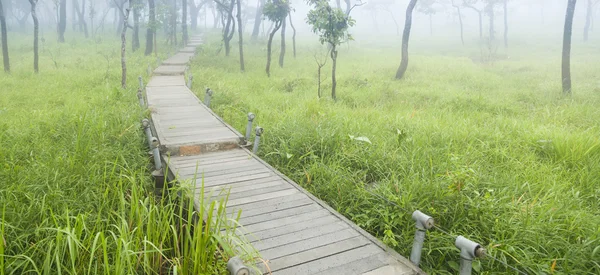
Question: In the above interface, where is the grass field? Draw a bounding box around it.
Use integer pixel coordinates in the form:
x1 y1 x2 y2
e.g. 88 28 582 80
189 31 600 274
0 34 255 274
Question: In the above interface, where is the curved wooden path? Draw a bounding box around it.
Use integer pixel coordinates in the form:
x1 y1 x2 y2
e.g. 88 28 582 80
145 34 424 275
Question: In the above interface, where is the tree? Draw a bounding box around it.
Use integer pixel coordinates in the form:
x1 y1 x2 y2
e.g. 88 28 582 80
451 0 464 45
73 0 89 38
28 0 39 73
0 0 9 72
583 0 597 41
395 0 418 80
288 11 296 58
279 11 287 67
418 0 436 36
215 0 236 56
145 0 156 55
132 0 141 51
306 0 356 100
236 0 245 71
58 0 66 42
263 0 289 77
119 2 132 89
485 0 495 41
502 0 507 47
189 0 208 30
463 0 483 38
251 0 265 39
562 0 577 95
183 0 188 45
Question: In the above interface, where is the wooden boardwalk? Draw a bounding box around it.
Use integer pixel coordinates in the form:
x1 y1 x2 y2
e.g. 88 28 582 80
145 35 423 275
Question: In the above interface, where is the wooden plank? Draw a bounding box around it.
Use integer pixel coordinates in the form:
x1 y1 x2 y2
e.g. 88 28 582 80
181 169 273 183
146 76 185 87
238 203 319 226
362 264 416 275
170 149 249 162
211 182 292 201
227 196 313 218
254 221 351 253
265 238 376 274
224 192 309 212
244 215 339 241
242 209 329 233
226 189 300 208
312 253 402 275
154 65 187 76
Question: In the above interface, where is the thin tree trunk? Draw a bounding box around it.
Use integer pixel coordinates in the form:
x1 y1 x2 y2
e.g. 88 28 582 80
396 0 418 80
288 12 296 58
236 0 245 71
0 0 9 72
330 46 337 101
252 0 264 39
455 5 464 45
584 0 592 41
58 0 66 42
145 0 155 55
464 5 482 39
279 15 286 68
182 0 188 45
222 0 235 56
503 0 508 47
73 0 88 38
488 3 495 41
344 0 351 14
562 0 577 95
172 0 177 46
386 10 400 36
121 8 131 89
29 0 39 73
133 1 140 51
190 3 200 30
266 21 281 77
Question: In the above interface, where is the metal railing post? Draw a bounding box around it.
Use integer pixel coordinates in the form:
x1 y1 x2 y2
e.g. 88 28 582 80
227 256 249 275
137 89 145 107
204 88 213 108
142 119 153 148
253 127 263 154
455 236 486 275
151 137 162 171
245 113 255 143
410 210 434 266
187 74 193 89
138 76 143 90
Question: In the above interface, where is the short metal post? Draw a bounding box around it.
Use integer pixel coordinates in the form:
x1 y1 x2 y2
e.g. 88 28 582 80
410 210 434 266
151 137 162 171
204 88 213 107
137 89 145 107
142 119 153 148
227 256 249 275
253 127 264 154
455 236 486 275
138 76 143 90
245 113 255 143
187 74 193 89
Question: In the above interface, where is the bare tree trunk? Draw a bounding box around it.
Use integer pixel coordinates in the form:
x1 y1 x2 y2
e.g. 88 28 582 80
288 12 296 58
464 5 482 39
455 5 464 45
73 0 88 38
335 0 341 10
132 1 140 51
145 0 155 55
396 0 418 80
330 46 337 100
182 0 188 45
221 0 236 56
386 10 400 36
0 0 9 72
58 0 66 42
29 0 39 73
172 0 178 46
266 21 281 77
503 0 508 47
236 0 245 71
584 0 592 41
562 0 577 95
279 15 286 68
190 2 200 31
251 0 264 39
121 8 131 89
487 3 495 41
344 0 351 14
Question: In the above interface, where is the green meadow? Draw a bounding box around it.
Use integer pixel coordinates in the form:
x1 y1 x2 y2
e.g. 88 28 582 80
189 31 600 274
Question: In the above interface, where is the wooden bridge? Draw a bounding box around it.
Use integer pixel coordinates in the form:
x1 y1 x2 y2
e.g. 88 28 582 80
144 35 424 275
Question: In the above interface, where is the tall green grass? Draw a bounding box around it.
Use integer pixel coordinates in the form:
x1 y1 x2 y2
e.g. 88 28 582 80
189 31 600 274
0 33 255 274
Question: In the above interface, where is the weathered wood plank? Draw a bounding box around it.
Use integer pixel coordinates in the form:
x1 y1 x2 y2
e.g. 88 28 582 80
153 65 187 76
238 203 319 226
254 221 350 253
265 238 375 274
242 209 329 233
244 215 339 241
146 76 185 87
313 252 401 275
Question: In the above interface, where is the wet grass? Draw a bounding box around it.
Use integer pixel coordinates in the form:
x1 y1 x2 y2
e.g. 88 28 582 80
189 31 600 274
0 33 255 274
